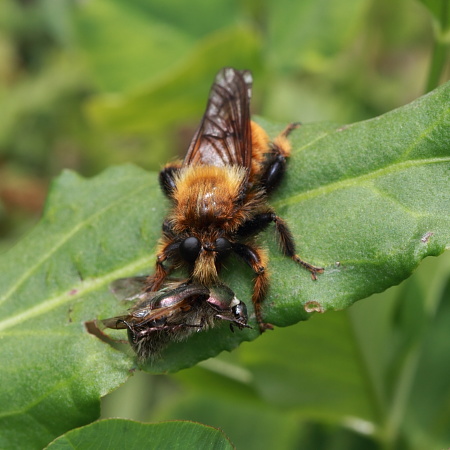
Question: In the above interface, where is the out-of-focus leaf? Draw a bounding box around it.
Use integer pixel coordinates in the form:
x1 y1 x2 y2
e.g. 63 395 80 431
349 252 450 449
73 0 191 93
73 0 244 92
265 0 370 71
167 309 377 433
418 0 450 36
84 26 262 133
46 419 234 450
154 388 301 450
239 312 377 422
402 268 450 448
0 58 86 162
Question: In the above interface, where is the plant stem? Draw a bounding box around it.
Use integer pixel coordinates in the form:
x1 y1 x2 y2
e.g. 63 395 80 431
425 0 450 92
425 39 449 92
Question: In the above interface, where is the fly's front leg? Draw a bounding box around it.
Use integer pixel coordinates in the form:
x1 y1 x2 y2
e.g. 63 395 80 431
159 161 182 198
145 253 168 292
233 243 272 332
146 240 180 292
149 163 183 289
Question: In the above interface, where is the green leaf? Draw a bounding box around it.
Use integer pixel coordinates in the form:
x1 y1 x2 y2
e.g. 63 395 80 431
403 273 450 448
250 80 449 331
46 419 234 449
0 81 448 448
73 0 193 93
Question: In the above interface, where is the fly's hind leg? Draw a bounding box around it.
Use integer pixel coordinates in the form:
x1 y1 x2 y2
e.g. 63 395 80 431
256 122 324 277
236 211 324 281
260 122 301 194
272 214 324 280
273 122 301 158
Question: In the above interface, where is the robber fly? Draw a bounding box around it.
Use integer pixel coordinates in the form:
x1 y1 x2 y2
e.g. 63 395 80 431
145 67 323 331
103 280 249 360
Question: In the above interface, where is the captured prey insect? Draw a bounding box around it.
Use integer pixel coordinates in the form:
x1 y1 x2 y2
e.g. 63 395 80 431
103 279 250 360
146 67 323 331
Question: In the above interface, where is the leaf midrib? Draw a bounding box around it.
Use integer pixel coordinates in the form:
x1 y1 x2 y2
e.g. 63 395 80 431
274 156 450 208
0 253 152 332
283 99 449 207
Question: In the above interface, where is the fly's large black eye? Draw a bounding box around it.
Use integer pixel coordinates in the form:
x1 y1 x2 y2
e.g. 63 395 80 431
215 237 232 255
179 237 201 262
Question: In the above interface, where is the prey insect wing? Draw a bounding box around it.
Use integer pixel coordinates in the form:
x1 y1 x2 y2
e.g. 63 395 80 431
103 283 210 329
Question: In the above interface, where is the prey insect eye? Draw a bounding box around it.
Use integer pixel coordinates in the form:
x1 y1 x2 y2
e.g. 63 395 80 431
215 237 232 255
232 302 247 321
179 237 201 262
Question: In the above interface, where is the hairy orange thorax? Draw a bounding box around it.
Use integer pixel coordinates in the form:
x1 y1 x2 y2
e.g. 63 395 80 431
171 165 247 232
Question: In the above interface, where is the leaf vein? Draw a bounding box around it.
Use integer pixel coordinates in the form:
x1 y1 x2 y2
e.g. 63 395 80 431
0 181 151 307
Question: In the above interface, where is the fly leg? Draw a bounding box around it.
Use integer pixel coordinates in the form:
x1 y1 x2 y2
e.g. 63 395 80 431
159 161 182 198
233 243 272 332
145 240 180 291
271 214 324 279
145 255 168 292
260 122 300 194
236 212 324 280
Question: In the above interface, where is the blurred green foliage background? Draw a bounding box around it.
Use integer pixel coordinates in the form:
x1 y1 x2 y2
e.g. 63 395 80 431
1 0 449 448
1 0 447 252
